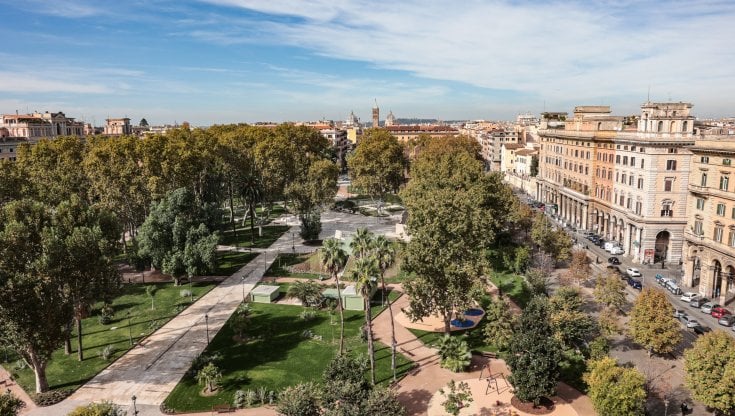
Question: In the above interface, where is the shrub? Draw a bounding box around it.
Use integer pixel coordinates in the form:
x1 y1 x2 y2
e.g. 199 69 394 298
0 391 25 416
196 363 222 393
299 310 317 321
587 336 609 361
232 390 245 409
99 345 116 361
439 380 473 416
436 335 472 372
256 386 268 405
180 289 192 298
245 390 257 407
67 401 126 416
98 304 114 325
299 212 321 240
277 383 320 416
31 389 73 407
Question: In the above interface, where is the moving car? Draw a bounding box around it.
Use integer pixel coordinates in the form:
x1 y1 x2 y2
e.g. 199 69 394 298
627 277 642 290
680 292 700 303
681 315 699 328
610 246 625 255
691 297 709 308
692 325 712 336
718 314 735 327
673 309 686 319
608 257 621 265
711 306 731 319
626 267 642 278
702 302 719 314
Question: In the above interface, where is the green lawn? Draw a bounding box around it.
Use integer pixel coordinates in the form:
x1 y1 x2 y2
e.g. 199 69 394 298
264 252 326 280
10 281 217 396
216 251 260 275
489 271 531 308
163 290 411 412
219 225 291 249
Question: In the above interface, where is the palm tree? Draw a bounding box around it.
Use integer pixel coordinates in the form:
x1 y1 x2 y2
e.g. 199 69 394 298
286 280 323 308
373 235 398 382
321 238 348 354
241 173 263 244
351 256 379 385
350 227 373 259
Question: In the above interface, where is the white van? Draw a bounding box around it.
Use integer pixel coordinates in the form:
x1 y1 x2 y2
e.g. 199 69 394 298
604 242 616 252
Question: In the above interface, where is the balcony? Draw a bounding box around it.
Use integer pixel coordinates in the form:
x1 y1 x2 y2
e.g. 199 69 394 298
688 184 710 195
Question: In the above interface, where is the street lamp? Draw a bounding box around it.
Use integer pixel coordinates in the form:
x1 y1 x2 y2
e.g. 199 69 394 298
292 232 295 252
127 312 133 346
204 314 209 344
241 276 246 302
131 395 138 416
264 250 268 273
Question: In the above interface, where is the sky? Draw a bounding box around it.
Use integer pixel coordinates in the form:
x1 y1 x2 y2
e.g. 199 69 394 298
0 0 734 126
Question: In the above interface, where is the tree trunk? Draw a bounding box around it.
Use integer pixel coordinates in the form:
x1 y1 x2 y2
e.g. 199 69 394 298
335 273 345 355
444 311 452 335
366 298 375 385
249 201 256 244
228 182 237 242
76 317 84 361
122 229 127 254
381 275 398 382
28 350 49 393
64 320 73 355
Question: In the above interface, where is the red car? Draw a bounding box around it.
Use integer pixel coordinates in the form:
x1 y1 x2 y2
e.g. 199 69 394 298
711 306 732 319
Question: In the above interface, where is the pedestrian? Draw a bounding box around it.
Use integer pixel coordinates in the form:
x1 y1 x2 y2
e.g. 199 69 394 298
680 402 688 415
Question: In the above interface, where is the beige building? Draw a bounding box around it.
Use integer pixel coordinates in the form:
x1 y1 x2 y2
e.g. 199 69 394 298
104 118 132 135
500 143 524 173
0 128 25 161
384 125 458 143
537 103 695 264
0 111 85 140
684 137 735 306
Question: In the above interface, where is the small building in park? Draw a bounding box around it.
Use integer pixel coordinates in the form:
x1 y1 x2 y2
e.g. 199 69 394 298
250 285 280 303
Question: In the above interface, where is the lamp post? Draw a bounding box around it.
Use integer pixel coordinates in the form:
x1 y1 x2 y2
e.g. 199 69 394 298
131 395 138 416
189 276 193 303
204 314 209 344
264 250 267 273
292 232 295 252
241 276 246 302
127 312 133 346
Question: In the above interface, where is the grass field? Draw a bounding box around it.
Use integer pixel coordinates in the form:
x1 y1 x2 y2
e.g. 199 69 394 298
9 281 217 396
264 252 326 279
219 225 291 249
489 271 531 308
162 289 411 412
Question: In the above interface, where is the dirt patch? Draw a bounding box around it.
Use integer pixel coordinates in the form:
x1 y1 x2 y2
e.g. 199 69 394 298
510 396 557 414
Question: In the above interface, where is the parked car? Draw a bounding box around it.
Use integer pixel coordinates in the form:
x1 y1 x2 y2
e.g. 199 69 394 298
680 292 700 303
702 302 719 314
610 246 625 255
655 274 666 284
666 281 682 295
626 267 642 278
627 277 642 290
681 315 699 328
658 277 670 287
597 239 606 248
673 309 686 319
691 297 709 308
711 306 731 319
608 257 621 265
693 325 712 336
718 314 735 327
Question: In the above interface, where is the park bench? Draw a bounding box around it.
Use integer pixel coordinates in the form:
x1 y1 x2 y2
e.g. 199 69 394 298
212 404 235 413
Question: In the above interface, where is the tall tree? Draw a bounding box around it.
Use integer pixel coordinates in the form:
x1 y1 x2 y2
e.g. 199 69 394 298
286 159 339 240
321 238 348 354
347 129 405 213
351 256 379 385
548 287 596 350
628 288 681 356
593 270 627 312
0 160 28 205
482 297 515 350
402 138 513 333
373 235 399 382
563 250 591 286
584 357 647 416
506 296 562 405
241 173 263 244
137 188 219 285
684 331 735 414
350 227 374 259
530 213 572 262
0 200 72 392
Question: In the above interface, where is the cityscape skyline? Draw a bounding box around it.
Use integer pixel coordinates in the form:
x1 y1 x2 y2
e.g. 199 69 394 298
1 0 734 125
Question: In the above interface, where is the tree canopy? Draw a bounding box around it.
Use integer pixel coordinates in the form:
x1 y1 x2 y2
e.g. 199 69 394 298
684 331 735 413
628 288 681 356
347 129 405 200
584 357 646 416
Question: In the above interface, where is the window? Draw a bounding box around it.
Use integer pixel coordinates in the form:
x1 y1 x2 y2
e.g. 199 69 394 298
641 159 645 169
626 197 631 209
666 160 677 170
668 148 677 153
717 203 726 216
631 146 636 151
620 195 625 205
621 173 626 184
694 220 703 235
635 201 642 215
721 176 729 191
701 173 708 186
608 171 612 180
729 231 735 247
724 159 732 166
629 175 634 186
661 202 673 217
596 168 600 177
714 226 724 243
631 157 635 166
616 172 620 182
616 155 621 164
623 156 628 165
638 178 643 189
664 179 673 192
701 156 709 163
696 198 705 210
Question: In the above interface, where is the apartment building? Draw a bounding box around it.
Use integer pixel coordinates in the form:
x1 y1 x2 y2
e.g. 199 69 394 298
684 137 735 305
0 111 85 141
537 103 695 264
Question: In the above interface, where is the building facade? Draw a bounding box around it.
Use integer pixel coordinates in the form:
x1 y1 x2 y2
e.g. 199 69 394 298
0 111 85 141
104 118 132 135
537 103 695 265
683 137 735 306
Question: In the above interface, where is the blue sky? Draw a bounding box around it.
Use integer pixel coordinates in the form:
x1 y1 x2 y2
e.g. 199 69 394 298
1 0 734 125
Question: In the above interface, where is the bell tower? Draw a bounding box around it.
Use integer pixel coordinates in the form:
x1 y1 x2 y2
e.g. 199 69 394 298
372 99 379 128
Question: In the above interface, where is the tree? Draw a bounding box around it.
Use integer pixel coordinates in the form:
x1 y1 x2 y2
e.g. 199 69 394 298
684 331 735 414
137 188 219 285
483 297 514 350
286 281 324 308
525 267 551 296
0 200 73 393
597 308 622 337
628 288 681 356
321 354 370 414
363 387 406 416
530 214 572 262
402 141 513 333
277 382 321 416
139 118 149 127
548 287 596 350
530 155 539 177
372 235 399 382
231 303 251 340
0 160 28 205
512 246 532 274
0 391 25 416
287 159 339 240
593 270 627 311
436 335 472 372
347 129 405 213
507 296 562 405
351 256 379 384
241 172 263 244
68 401 126 416
584 357 646 416
350 227 374 260
321 238 348 354
563 250 590 286
196 362 222 393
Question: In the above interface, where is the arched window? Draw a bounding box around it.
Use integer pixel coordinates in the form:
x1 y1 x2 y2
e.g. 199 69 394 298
597 122 602 131
670 121 676 132
683 121 688 132
657 121 664 132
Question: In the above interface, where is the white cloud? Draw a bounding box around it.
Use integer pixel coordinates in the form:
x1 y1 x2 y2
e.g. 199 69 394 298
195 0 735 111
0 72 111 94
